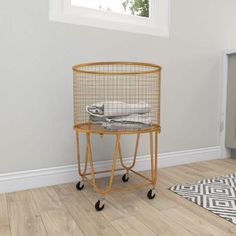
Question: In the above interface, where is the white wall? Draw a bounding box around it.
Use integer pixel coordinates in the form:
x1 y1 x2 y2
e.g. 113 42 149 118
0 0 236 173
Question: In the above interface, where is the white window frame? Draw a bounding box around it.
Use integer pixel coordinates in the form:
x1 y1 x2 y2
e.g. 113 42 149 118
49 0 170 37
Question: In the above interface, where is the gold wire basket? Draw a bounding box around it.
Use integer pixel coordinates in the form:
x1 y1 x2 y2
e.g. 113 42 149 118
73 62 161 211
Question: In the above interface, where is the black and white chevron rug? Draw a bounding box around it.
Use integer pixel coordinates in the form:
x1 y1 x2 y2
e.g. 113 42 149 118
169 173 236 224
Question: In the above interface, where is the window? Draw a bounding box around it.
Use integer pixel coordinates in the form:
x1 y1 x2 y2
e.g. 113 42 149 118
71 0 150 18
49 0 170 37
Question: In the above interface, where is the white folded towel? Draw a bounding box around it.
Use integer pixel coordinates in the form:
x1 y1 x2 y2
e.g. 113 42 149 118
86 101 150 118
86 101 151 129
107 114 151 125
90 113 151 124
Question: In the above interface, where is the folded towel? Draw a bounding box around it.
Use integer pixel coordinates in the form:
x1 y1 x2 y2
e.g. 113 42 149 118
86 101 150 118
101 122 150 130
86 101 151 129
90 113 151 125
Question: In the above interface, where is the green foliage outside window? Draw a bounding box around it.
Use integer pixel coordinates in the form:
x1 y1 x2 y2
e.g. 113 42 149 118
122 0 149 17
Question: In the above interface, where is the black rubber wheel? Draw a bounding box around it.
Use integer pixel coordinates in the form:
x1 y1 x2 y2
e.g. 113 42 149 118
76 181 84 191
147 189 156 199
122 173 129 182
95 200 105 211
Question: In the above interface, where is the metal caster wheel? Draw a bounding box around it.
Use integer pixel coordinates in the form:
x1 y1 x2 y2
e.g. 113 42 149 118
122 172 129 182
76 181 84 191
95 200 105 211
147 189 156 199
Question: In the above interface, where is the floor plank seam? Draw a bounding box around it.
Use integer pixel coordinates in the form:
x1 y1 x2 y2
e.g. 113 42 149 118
55 186 88 236
80 188 122 236
6 193 13 236
30 190 49 236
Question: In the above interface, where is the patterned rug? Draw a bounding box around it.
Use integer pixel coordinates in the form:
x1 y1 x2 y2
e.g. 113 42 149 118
169 173 236 224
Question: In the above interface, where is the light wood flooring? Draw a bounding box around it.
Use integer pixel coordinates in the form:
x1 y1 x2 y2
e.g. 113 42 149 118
1 159 236 236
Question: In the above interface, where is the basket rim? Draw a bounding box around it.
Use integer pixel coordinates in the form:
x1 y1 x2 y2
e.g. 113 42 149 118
72 61 161 75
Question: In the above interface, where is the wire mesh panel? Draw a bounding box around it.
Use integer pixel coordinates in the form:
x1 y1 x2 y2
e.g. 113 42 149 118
73 62 161 131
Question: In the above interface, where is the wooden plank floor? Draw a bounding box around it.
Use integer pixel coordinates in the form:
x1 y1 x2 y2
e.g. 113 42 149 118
1 159 236 235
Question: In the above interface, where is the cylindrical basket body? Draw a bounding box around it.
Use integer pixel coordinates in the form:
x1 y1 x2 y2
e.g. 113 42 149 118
73 62 161 132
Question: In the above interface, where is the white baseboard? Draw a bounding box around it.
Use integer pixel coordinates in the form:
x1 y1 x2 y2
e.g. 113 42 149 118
0 146 223 193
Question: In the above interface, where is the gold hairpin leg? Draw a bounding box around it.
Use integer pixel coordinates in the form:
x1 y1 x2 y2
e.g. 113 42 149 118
86 133 120 196
153 131 158 185
149 131 154 184
149 130 158 187
76 131 89 179
119 133 140 170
